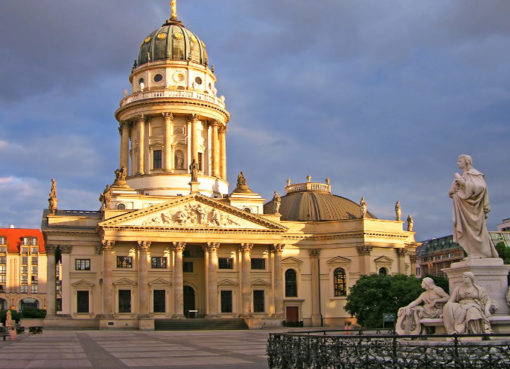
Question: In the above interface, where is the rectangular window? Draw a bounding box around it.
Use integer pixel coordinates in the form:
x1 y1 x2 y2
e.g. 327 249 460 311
183 261 193 273
30 285 38 293
20 285 28 293
0 275 6 283
75 259 91 271
253 290 265 313
31 257 38 265
153 290 166 313
32 266 38 275
118 290 131 313
31 247 39 254
0 256 6 264
221 290 233 313
21 274 28 283
153 150 162 169
219 258 234 269
251 258 266 270
31 275 38 283
77 291 89 313
0 265 5 274
151 257 167 269
198 152 203 171
21 257 28 265
117 256 133 268
0 237 5 245
56 298 62 312
0 246 6 253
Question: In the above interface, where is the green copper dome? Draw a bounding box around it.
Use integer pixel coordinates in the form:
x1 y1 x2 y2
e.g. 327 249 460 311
137 20 208 67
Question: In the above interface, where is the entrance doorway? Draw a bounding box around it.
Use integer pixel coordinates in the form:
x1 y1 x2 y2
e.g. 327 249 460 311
286 306 299 323
183 285 196 318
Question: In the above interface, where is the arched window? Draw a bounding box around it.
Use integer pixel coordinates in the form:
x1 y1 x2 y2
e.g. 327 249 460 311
285 269 297 297
379 267 388 275
333 268 347 297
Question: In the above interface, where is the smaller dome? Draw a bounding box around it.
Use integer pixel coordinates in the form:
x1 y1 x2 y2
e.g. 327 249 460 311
264 180 375 222
137 20 208 67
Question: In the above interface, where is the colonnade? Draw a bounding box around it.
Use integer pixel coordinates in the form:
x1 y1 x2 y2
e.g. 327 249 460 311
118 114 227 180
96 241 284 318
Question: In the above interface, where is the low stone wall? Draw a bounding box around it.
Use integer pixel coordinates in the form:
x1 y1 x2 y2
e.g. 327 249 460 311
44 317 99 329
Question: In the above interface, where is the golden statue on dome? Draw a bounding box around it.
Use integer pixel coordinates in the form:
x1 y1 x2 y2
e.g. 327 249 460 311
170 0 178 20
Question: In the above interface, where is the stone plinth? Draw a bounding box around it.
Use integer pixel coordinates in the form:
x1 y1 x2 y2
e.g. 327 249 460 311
443 258 510 315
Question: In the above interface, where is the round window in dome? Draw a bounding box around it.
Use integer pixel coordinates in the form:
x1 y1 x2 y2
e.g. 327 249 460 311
195 77 203 85
154 74 163 82
173 72 185 83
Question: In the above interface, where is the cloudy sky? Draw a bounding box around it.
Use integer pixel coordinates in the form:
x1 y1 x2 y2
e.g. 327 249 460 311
1 0 509 241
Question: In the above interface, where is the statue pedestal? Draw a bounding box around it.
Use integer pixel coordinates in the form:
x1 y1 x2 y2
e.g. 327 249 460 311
443 258 510 315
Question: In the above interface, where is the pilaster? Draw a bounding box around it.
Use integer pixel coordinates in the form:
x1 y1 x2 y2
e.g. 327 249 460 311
137 115 145 175
102 240 115 316
273 243 285 319
137 241 151 316
309 248 321 326
206 242 220 317
163 113 173 171
59 245 72 315
240 243 253 316
45 245 57 316
172 242 186 318
356 245 373 274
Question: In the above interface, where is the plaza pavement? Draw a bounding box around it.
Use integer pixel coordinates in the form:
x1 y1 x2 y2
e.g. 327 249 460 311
0 329 284 369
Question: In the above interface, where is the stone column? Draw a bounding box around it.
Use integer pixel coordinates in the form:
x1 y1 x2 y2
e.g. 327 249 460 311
45 245 57 316
137 115 145 175
309 249 321 326
207 242 220 316
273 244 285 319
120 122 130 171
211 121 219 177
102 240 115 316
219 126 227 180
137 241 151 316
240 243 253 316
172 242 186 318
356 245 373 275
163 113 173 171
409 252 417 275
203 245 210 315
396 248 407 274
60 245 72 315
190 114 199 166
144 117 151 172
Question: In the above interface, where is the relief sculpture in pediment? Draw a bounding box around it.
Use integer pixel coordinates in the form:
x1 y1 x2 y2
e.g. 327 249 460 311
143 204 240 227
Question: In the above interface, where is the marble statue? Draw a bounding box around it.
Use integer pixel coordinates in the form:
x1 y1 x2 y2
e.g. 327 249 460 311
189 159 199 182
443 272 493 334
113 167 127 187
237 172 247 187
175 150 184 170
449 154 498 259
360 197 367 218
272 192 281 214
48 178 58 215
407 214 414 231
396 277 449 335
395 201 401 221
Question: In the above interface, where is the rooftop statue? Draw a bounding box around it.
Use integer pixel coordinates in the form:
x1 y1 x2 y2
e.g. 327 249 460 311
48 178 58 215
443 272 493 334
99 185 112 210
113 167 128 186
395 201 401 221
237 172 247 187
189 159 199 182
272 192 281 214
407 214 414 231
396 277 449 335
359 197 367 218
449 154 498 259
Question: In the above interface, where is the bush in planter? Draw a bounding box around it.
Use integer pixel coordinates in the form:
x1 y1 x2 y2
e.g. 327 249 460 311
20 307 47 319
0 309 22 324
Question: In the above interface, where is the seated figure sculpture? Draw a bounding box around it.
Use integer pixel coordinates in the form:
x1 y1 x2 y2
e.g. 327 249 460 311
443 271 493 334
396 277 449 335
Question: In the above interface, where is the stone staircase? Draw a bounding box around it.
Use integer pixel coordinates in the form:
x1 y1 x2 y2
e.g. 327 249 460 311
155 318 248 331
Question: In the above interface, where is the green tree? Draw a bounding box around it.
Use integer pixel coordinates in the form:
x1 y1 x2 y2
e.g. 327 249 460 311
345 274 422 328
495 241 510 264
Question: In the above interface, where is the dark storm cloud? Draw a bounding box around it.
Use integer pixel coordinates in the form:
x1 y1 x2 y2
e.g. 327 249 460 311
0 0 509 240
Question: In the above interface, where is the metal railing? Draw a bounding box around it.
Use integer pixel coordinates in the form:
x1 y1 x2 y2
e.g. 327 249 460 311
267 330 510 368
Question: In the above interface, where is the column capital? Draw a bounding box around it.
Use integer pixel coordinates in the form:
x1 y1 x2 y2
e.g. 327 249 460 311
163 112 174 120
137 240 151 251
45 244 58 254
409 253 417 264
189 113 199 123
240 243 253 253
219 125 228 134
138 114 146 122
308 248 321 257
172 242 186 253
102 240 115 251
59 245 72 254
206 242 220 252
356 245 373 256
210 120 219 127
396 248 408 257
273 243 285 253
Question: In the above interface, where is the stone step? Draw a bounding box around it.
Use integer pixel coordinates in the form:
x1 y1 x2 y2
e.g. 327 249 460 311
155 318 248 331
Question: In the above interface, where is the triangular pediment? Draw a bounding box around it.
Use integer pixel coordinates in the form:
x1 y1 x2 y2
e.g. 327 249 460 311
282 257 303 265
327 256 352 265
374 256 393 265
251 278 271 287
71 279 95 288
149 278 171 286
218 278 238 287
113 278 137 286
99 194 287 231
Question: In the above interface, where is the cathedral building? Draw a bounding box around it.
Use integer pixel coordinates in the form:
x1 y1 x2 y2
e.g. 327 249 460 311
42 3 418 329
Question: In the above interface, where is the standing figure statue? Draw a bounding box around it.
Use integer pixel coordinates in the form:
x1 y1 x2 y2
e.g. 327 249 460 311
407 214 414 231
48 178 58 215
360 197 367 218
99 185 112 210
395 201 401 221
114 166 127 186
396 277 449 335
449 154 498 259
443 272 493 334
237 172 247 187
189 159 199 182
272 191 281 214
